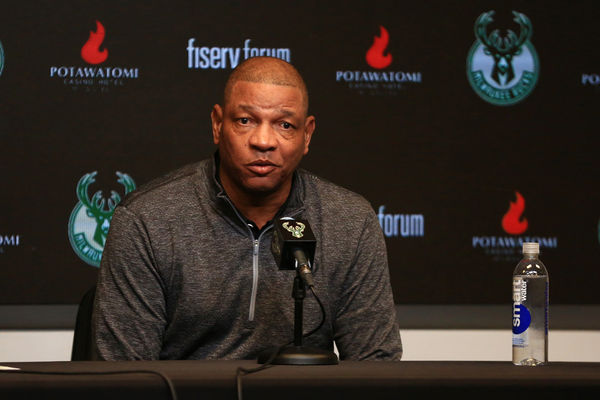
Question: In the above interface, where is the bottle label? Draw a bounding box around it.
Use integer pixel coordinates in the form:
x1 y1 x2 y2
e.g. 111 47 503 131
512 278 531 336
512 304 531 334
545 281 549 335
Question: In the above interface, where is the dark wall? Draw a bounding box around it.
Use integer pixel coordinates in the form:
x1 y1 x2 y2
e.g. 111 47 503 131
1 1 599 305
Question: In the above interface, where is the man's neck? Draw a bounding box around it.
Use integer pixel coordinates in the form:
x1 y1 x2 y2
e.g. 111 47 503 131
220 175 292 230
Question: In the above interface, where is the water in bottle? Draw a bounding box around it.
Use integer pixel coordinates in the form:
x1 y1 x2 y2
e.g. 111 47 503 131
512 242 548 366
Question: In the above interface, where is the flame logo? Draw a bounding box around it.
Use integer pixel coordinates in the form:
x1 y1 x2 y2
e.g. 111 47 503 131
81 21 108 64
366 26 392 69
502 191 528 235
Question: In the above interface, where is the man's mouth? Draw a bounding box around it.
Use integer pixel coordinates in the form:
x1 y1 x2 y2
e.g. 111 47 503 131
246 160 277 175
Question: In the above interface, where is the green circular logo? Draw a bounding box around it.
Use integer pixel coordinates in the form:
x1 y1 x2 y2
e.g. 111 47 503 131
0 40 5 76
467 11 539 106
68 202 106 267
68 171 136 267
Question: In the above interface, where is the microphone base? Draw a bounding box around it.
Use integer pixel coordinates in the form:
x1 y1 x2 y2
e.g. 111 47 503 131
257 345 339 365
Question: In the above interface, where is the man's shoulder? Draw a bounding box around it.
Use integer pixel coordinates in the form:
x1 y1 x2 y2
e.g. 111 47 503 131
120 160 210 212
297 169 374 215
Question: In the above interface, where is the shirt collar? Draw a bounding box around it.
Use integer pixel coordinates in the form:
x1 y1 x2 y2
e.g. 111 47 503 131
210 151 304 233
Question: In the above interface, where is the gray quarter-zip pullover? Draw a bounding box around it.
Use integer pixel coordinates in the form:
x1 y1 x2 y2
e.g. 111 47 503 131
92 155 402 360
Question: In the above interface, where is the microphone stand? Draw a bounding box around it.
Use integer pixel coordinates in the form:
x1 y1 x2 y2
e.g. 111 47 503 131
257 269 339 365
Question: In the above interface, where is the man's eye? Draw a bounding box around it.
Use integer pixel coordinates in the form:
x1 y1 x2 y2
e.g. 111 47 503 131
239 118 249 124
281 122 293 129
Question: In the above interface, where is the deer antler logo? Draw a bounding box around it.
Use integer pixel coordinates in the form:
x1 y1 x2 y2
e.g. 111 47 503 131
467 10 539 106
475 11 531 86
68 171 136 267
282 221 305 238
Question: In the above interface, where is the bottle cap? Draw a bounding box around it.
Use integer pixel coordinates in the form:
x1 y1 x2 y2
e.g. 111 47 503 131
522 242 539 254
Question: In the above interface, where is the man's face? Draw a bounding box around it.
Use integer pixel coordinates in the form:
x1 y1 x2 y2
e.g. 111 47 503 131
211 81 315 197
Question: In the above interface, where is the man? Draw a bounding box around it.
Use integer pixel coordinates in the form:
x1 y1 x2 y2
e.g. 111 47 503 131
92 57 402 361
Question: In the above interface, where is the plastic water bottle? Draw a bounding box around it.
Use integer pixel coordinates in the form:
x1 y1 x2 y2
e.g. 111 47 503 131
512 242 549 366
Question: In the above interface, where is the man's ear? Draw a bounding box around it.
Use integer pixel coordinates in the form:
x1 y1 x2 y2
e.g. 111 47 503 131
303 115 315 155
211 104 224 145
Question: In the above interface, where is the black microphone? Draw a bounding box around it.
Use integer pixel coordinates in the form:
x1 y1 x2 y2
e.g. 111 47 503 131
262 217 339 365
271 217 316 287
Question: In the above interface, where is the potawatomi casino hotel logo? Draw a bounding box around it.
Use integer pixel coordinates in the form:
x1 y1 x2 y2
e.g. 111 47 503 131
336 25 422 95
467 11 539 106
472 191 557 263
68 171 136 267
50 20 139 92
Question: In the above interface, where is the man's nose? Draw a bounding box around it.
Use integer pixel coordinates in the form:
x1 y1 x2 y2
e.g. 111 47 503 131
249 123 277 151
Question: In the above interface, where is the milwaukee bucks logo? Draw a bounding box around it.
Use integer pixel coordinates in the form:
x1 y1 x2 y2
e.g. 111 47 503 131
467 10 539 106
0 40 4 76
68 171 136 267
283 221 305 238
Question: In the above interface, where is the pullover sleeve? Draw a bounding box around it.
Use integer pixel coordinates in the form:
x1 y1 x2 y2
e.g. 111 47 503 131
332 208 402 361
91 205 167 360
